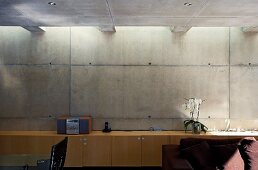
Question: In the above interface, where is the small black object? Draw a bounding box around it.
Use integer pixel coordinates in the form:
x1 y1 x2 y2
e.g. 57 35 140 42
102 122 111 133
23 164 29 170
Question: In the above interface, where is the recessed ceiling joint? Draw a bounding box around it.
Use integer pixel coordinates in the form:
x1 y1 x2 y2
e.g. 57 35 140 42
242 27 258 32
22 26 45 33
98 25 116 32
170 26 191 33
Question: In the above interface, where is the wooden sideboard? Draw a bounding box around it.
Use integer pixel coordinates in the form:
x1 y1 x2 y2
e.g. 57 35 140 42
0 131 258 167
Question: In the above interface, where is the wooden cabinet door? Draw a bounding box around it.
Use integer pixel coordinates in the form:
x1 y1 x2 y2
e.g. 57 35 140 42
83 136 112 166
141 136 169 166
65 136 83 167
112 136 141 166
28 136 56 154
0 136 30 155
0 135 57 166
0 135 55 155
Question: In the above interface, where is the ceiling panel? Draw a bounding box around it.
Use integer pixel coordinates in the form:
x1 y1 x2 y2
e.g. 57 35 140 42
33 16 113 26
108 0 206 17
0 0 112 26
0 15 112 26
0 8 22 16
114 17 189 26
0 16 37 26
0 0 258 26
11 0 109 17
188 17 258 27
199 0 258 17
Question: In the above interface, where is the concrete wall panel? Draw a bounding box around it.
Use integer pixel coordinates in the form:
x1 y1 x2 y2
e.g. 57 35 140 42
0 27 70 65
0 118 56 130
28 118 56 130
28 27 70 65
230 67 258 118
71 27 124 65
199 118 230 131
71 27 229 65
0 65 70 118
1 26 258 131
92 118 235 131
229 119 258 130
123 67 166 118
71 66 124 118
0 119 29 130
124 66 229 119
0 27 30 64
71 66 229 121
92 118 175 130
230 27 258 65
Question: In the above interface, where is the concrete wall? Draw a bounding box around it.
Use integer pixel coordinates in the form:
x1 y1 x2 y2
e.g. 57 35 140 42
0 26 258 131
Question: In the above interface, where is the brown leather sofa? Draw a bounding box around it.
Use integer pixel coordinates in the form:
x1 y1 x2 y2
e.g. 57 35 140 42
162 144 193 170
162 138 245 170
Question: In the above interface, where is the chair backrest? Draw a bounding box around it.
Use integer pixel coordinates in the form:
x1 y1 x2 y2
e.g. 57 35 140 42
49 137 68 170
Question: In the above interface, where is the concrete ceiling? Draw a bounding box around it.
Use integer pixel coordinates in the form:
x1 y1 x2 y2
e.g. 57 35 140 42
1 0 258 27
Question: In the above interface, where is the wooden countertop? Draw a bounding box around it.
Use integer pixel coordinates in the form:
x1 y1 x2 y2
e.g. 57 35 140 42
1 130 258 137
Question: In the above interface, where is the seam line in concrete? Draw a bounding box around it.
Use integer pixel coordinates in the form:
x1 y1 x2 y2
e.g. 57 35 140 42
0 64 70 66
69 27 72 116
70 64 229 67
228 27 231 120
1 64 255 67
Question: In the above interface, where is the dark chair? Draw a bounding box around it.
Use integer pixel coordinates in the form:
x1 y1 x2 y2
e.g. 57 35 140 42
37 137 68 170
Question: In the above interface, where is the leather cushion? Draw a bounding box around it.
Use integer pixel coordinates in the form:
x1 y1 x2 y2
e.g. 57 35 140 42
181 141 216 169
239 138 258 170
211 144 244 170
180 138 241 150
